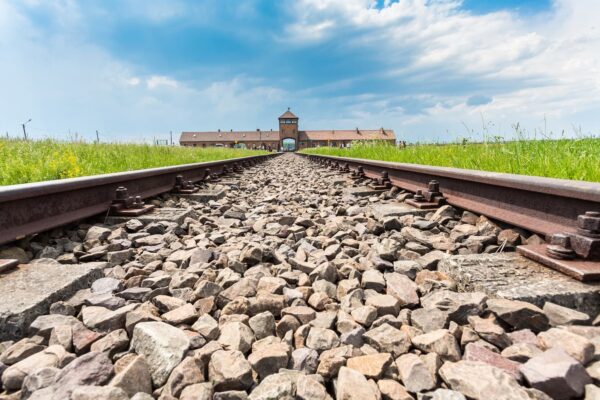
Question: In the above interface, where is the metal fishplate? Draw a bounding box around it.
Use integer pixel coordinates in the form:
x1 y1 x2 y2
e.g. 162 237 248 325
518 211 600 282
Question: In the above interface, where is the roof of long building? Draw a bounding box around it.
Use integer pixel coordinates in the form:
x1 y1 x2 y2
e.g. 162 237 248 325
180 130 278 143
180 129 395 143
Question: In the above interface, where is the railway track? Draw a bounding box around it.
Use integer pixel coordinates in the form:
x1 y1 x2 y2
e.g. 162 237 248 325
0 153 599 399
0 154 278 247
299 153 600 282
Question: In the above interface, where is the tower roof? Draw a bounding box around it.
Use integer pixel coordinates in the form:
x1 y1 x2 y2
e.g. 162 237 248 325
279 108 298 119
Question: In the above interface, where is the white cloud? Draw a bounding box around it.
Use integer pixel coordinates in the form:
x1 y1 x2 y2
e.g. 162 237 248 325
285 0 600 140
126 77 141 86
1 0 599 143
121 0 187 23
146 75 179 90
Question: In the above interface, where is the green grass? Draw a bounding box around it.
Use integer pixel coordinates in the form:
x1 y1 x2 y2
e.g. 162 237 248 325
0 139 268 185
301 138 600 182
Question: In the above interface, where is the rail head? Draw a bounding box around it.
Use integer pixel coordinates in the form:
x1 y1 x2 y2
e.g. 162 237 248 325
298 153 600 202
0 154 276 202
0 153 278 245
298 152 600 238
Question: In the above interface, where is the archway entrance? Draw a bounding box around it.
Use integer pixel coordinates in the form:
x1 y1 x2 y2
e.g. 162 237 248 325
282 138 296 152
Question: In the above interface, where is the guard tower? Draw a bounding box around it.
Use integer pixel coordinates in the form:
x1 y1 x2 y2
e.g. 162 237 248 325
278 108 299 151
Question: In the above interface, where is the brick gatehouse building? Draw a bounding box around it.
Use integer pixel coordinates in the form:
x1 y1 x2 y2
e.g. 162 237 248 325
179 109 395 151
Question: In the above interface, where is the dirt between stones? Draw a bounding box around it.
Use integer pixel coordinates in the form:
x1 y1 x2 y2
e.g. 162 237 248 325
0 153 598 400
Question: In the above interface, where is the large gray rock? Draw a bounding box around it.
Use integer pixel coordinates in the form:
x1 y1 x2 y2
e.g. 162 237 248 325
248 342 290 379
180 382 213 400
306 327 340 351
85 226 112 242
396 353 436 393
81 304 137 333
411 329 461 362
543 302 590 326
0 339 45 365
487 298 549 332
29 352 113 400
335 366 379 400
70 386 129 400
91 277 123 295
21 367 60 400
385 273 419 307
162 356 206 398
130 321 190 386
439 360 547 400
366 294 401 317
0 261 105 340
346 353 393 380
377 379 414 400
420 290 486 325
438 253 600 317
110 355 153 397
218 322 255 354
538 328 594 364
467 315 511 349
249 311 276 340
297 374 331 400
290 348 319 373
192 314 220 341
411 308 449 332
208 350 253 391
520 348 592 400
585 385 600 400
1 345 73 390
248 371 296 400
363 323 410 357
418 389 466 399
464 343 522 380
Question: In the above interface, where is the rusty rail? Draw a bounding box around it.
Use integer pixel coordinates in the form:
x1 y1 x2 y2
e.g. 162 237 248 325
0 154 278 245
299 153 600 238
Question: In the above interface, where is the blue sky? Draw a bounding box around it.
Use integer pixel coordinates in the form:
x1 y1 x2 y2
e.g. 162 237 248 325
0 0 599 143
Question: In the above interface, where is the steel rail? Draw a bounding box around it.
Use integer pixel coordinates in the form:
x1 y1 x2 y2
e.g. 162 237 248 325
298 153 600 238
0 154 278 245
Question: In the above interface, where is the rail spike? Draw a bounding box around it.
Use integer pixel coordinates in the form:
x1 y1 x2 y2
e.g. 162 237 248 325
405 179 445 209
547 211 600 260
108 186 155 216
172 174 198 194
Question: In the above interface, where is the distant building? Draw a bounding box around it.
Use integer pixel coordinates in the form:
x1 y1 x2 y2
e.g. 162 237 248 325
180 109 395 151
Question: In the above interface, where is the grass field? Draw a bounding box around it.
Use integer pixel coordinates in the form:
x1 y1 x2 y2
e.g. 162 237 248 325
301 138 600 182
0 139 268 185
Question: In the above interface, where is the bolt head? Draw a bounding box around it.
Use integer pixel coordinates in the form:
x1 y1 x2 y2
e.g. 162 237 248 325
578 212 600 232
115 186 128 200
428 180 440 192
550 233 571 248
